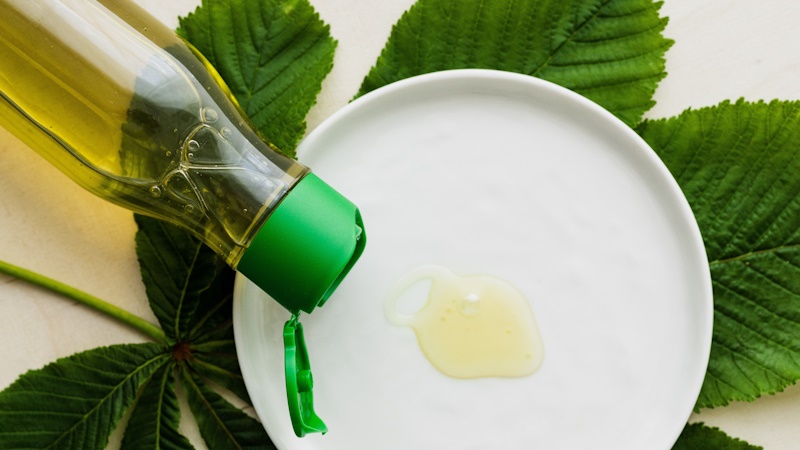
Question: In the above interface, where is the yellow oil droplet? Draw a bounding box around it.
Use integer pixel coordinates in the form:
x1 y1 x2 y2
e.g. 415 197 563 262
386 265 544 379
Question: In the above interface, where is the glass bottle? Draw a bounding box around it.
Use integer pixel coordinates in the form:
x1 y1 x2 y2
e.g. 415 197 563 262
0 0 366 315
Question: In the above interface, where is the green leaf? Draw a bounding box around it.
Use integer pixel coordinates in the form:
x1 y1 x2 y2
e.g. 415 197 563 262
185 266 236 344
357 0 672 127
178 0 337 155
135 214 224 342
672 423 762 450
193 337 252 404
637 99 800 408
0 344 169 450
182 367 275 450
121 362 194 450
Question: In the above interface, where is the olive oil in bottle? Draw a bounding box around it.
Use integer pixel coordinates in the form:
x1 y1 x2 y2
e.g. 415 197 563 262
0 0 366 315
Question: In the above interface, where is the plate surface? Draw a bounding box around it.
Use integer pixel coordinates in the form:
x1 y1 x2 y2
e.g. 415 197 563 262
233 69 713 450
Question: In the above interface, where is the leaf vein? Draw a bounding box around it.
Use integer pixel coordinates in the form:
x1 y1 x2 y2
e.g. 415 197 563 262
184 368 243 450
712 330 795 384
713 279 800 354
573 72 664 93
42 353 168 450
530 0 614 77
716 103 800 258
571 21 666 45
696 102 760 249
674 104 725 184
173 241 204 340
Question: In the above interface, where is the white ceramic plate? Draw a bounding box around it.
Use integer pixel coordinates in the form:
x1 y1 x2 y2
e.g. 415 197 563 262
233 69 713 450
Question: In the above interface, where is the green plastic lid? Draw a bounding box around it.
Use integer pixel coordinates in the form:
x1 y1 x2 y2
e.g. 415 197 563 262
237 173 365 437
237 173 366 314
284 314 327 437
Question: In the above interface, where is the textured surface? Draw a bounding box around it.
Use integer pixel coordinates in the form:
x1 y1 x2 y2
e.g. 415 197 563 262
357 0 671 127
639 100 800 410
120 363 194 450
0 344 169 449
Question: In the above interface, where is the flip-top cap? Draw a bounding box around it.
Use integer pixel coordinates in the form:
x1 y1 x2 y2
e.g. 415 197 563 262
237 173 366 314
284 314 326 437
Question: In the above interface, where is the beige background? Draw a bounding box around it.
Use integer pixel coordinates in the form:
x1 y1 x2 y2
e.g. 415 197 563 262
1 0 799 448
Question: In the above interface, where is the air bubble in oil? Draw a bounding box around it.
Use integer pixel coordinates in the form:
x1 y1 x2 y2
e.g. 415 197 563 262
459 292 481 316
148 186 162 198
201 107 218 123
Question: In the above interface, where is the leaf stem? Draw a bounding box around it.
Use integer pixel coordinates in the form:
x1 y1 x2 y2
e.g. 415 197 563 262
0 259 168 343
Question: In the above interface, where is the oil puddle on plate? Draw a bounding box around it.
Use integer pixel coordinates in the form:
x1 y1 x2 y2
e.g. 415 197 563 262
233 70 713 450
385 264 544 379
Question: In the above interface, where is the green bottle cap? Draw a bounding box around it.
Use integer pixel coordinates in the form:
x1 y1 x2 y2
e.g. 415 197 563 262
237 173 366 314
238 173 364 436
284 314 327 437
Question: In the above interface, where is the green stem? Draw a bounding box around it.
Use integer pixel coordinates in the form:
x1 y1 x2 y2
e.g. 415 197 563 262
0 259 168 343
